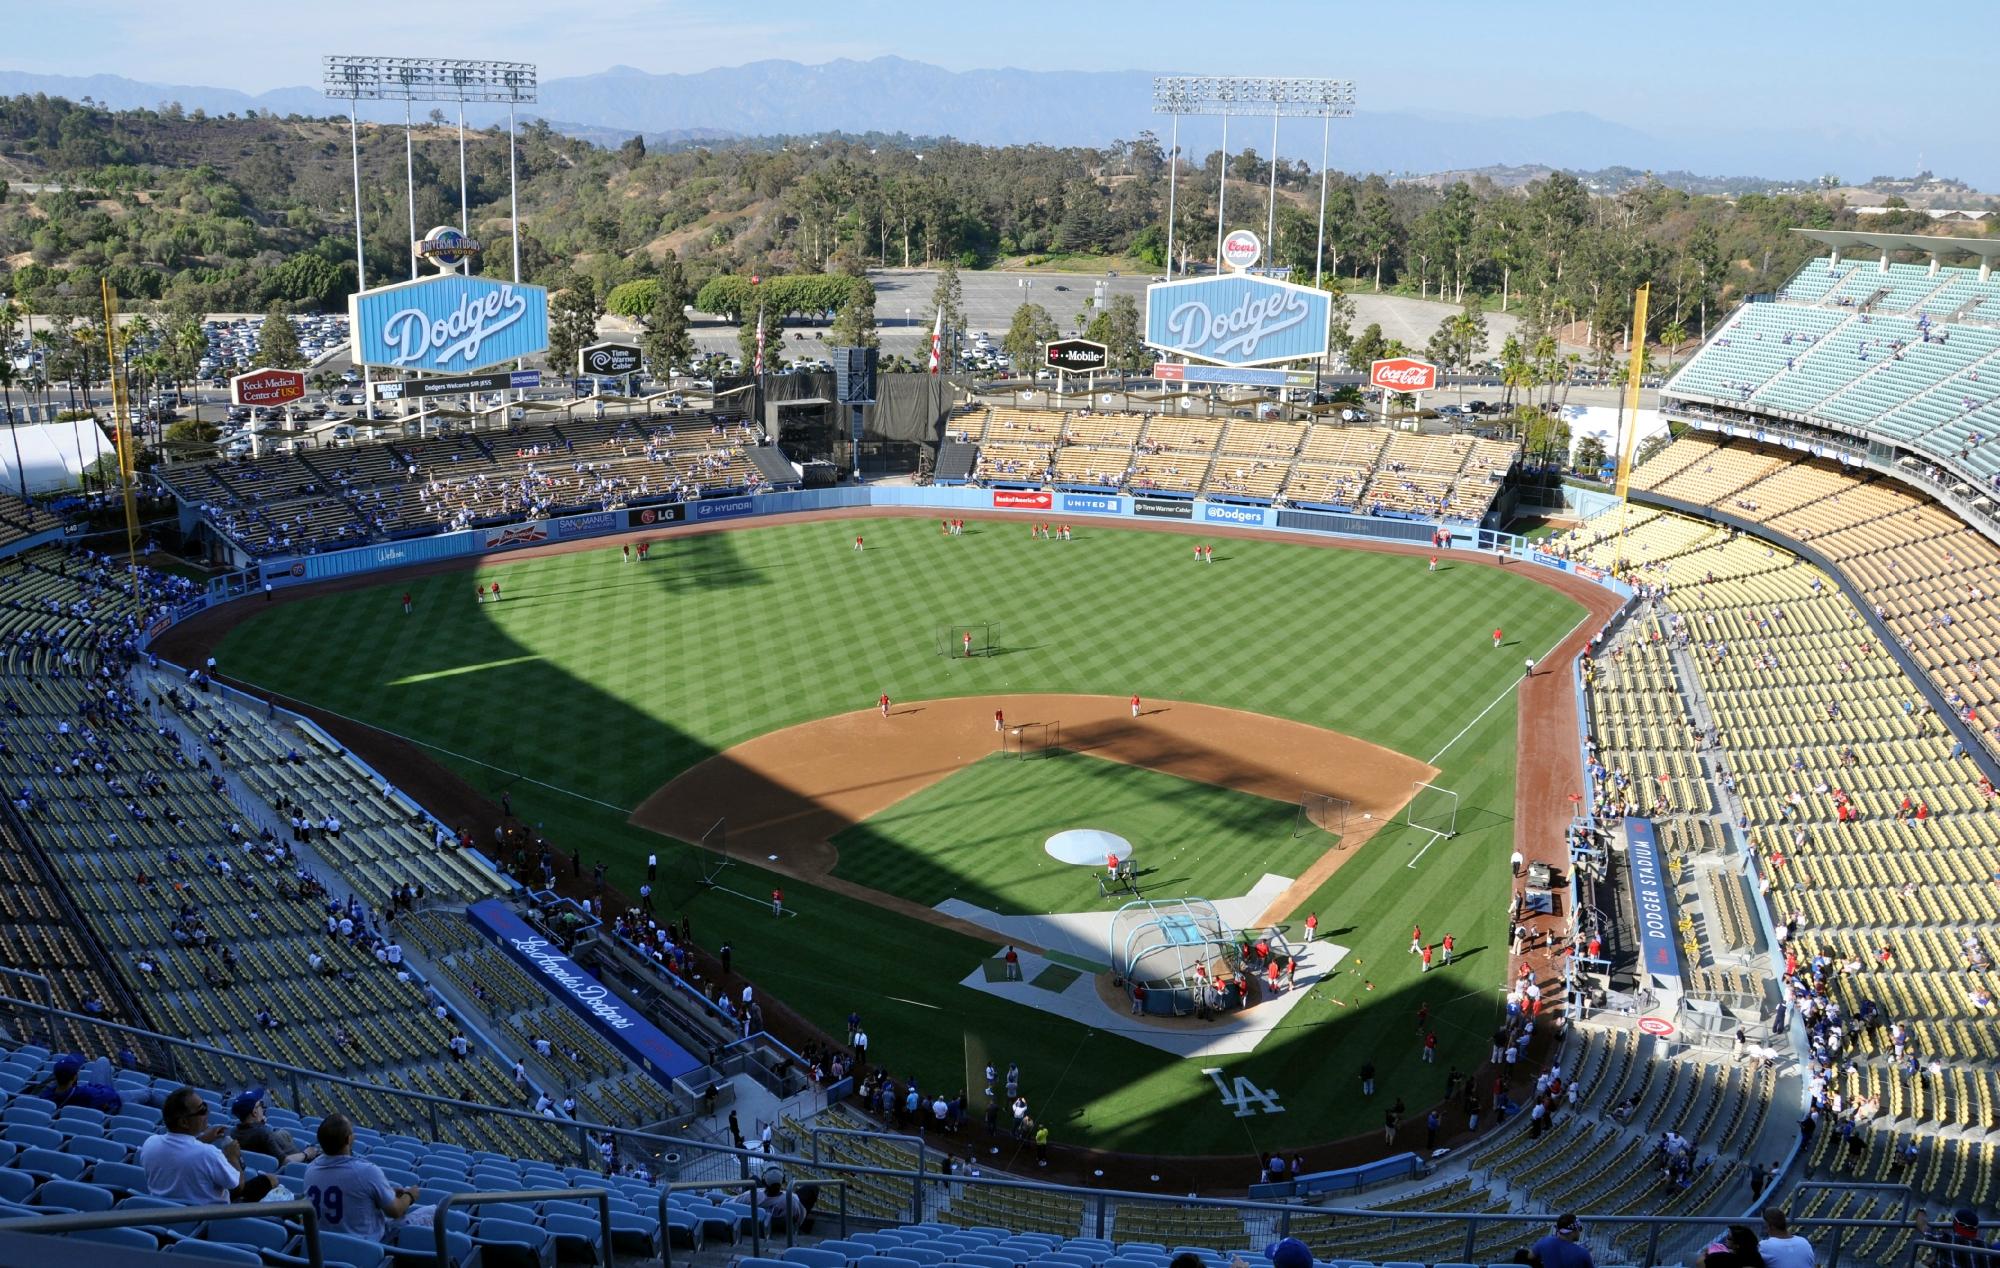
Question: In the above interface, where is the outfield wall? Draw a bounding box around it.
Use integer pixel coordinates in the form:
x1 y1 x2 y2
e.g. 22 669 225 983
234 486 1636 602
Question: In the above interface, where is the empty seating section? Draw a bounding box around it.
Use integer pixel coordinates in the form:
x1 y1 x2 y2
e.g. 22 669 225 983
1286 426 1389 510
1563 499 2000 1190
157 413 768 557
976 409 1060 485
1667 304 1852 404
1667 254 2000 493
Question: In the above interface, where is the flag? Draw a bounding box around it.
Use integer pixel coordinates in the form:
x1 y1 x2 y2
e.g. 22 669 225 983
754 307 765 375
928 306 943 376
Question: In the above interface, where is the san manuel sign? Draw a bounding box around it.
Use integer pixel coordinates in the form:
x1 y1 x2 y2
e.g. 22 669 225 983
1143 274 1331 369
349 274 550 375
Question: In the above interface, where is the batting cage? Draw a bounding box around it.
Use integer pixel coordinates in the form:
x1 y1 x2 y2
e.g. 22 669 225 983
1002 720 1060 760
1108 897 1236 1016
1292 790 1351 840
935 621 995 658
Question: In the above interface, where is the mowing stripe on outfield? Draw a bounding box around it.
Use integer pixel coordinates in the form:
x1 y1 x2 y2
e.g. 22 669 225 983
1428 611 1590 766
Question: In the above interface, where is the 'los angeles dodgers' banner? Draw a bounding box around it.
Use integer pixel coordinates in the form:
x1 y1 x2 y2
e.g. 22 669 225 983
466 899 702 1083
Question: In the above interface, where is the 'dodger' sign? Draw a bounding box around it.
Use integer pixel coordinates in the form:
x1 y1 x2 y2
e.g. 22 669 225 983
350 274 551 374
1144 274 1331 368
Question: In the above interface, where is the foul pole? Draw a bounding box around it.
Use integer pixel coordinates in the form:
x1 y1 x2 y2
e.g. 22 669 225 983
1615 283 1651 537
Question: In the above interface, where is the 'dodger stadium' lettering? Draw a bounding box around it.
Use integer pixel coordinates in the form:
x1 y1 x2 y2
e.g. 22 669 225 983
380 285 532 369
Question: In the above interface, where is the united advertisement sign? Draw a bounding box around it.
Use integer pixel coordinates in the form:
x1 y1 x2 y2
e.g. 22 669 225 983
1144 274 1331 368
349 274 550 374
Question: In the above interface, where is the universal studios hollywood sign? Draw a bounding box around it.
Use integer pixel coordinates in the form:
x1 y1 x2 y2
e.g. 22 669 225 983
349 274 551 374
1144 274 1331 368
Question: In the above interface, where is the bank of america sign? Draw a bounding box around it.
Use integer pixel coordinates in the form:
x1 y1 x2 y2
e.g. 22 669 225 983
349 275 551 374
1144 274 1331 368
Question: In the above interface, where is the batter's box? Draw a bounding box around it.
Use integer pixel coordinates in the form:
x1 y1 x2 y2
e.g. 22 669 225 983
1031 964 1081 992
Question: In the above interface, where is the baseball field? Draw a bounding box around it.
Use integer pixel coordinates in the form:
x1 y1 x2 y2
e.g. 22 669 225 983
209 512 1587 1162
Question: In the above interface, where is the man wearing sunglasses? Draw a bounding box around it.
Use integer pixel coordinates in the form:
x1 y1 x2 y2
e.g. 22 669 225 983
139 1085 279 1203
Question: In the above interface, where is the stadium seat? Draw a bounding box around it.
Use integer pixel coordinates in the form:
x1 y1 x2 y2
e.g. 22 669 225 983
31 1177 114 1212
787 1247 849 1268
607 1210 660 1257
542 1210 604 1263
0 1169 33 1204
471 1217 553 1268
64 1134 127 1164
3 1122 63 1150
392 1224 476 1268
90 1160 148 1197
318 1230 390 1268
203 1216 293 1254
67 1225 158 1250
16 1145 87 1180
165 1241 262 1263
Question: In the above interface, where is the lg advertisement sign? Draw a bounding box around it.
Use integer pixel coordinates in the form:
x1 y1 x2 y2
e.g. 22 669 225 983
349 274 551 374
1143 274 1332 368
1369 357 1439 394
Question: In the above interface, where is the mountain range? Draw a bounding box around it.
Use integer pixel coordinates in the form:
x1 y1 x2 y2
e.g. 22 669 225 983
0 57 1982 189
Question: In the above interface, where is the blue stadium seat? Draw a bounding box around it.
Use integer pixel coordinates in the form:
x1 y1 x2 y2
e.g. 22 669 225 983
90 1159 149 1197
860 1254 924 1268
203 1216 292 1253
688 1201 739 1244
473 1200 538 1225
391 1224 476 1268
318 1229 389 1268
1 1105 52 1127
786 1247 849 1268
607 1210 660 1257
471 1216 553 1268
17 1145 88 1180
64 1134 128 1163
663 1206 702 1250
3 1121 63 1150
737 1257 795 1268
958 1252 1018 1268
32 1177 115 1212
55 1105 108 1128
67 1225 159 1250
165 1240 262 1263
543 1211 604 1263
0 1169 34 1204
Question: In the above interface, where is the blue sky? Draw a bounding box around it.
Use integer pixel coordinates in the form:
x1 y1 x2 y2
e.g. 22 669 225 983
4 0 1995 179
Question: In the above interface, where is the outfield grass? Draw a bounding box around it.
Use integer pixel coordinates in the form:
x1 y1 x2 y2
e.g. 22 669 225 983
830 752 1315 917
215 515 1583 1157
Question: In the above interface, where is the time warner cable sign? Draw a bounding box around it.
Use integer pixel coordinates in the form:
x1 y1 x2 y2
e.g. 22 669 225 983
1144 274 1331 368
349 275 550 374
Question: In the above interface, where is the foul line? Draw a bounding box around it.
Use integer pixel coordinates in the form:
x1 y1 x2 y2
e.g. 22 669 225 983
1427 613 1590 767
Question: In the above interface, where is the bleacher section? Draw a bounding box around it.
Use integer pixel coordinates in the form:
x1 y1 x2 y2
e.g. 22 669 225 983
947 407 1517 521
1665 252 2000 492
156 415 774 558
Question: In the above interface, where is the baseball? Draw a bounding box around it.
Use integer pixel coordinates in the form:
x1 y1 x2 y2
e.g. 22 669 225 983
1364 812 1373 820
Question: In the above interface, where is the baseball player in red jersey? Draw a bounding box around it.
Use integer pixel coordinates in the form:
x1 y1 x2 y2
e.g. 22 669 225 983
1429 555 1438 572
1410 923 1423 954
963 630 973 658
1493 627 1503 648
879 692 890 717
854 535 865 552
489 581 500 601
1130 694 1141 717
402 592 412 615
1193 544 1202 562
994 709 1005 732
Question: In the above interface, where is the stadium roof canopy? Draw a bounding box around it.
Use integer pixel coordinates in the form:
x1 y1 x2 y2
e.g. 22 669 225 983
1794 228 2000 278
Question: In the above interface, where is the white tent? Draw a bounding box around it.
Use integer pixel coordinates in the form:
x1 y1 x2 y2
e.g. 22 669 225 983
0 419 115 495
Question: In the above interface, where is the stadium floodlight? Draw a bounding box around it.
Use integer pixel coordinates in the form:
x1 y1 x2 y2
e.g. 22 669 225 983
1152 77 1355 283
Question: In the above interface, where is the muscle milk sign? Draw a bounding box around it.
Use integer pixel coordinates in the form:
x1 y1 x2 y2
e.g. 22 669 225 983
350 274 550 374
1623 817 1681 979
1144 274 1332 368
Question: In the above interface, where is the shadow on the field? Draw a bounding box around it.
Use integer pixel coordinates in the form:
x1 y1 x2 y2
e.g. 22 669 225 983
1455 804 1513 837
984 643 1043 658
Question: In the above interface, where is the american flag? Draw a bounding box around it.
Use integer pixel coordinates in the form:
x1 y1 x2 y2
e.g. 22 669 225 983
753 307 765 375
928 306 943 376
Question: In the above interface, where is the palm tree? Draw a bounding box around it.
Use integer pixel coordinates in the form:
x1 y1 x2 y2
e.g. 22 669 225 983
0 355 23 503
1659 320 1688 379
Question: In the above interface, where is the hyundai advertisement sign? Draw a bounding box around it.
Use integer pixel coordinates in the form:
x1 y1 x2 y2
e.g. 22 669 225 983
692 495 756 521
350 274 550 374
1144 274 1331 368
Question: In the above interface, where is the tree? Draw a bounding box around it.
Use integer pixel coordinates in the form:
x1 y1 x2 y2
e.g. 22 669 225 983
1002 302 1059 375
1083 294 1146 372
641 258 696 375
547 282 603 376
0 353 24 502
1346 322 1387 372
604 279 661 319
1425 300 1489 375
829 276 879 348
930 260 965 341
1574 434 1608 475
254 302 300 368
1659 319 1689 377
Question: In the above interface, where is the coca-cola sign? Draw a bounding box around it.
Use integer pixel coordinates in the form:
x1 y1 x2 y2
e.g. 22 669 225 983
1370 357 1439 393
1143 275 1332 368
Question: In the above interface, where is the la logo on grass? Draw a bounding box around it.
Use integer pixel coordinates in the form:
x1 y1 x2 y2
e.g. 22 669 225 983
1202 1067 1284 1117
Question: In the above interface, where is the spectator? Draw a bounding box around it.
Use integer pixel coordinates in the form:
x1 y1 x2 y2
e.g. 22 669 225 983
302 1113 426 1240
1530 1213 1594 1268
140 1085 277 1203
231 1087 316 1166
33 1053 123 1114
754 1172 807 1232
1697 1225 1766 1268
1758 1209 1815 1268
1916 1209 1989 1268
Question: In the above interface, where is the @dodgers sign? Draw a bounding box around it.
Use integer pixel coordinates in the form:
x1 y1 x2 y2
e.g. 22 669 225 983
1144 274 1332 368
349 274 551 374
